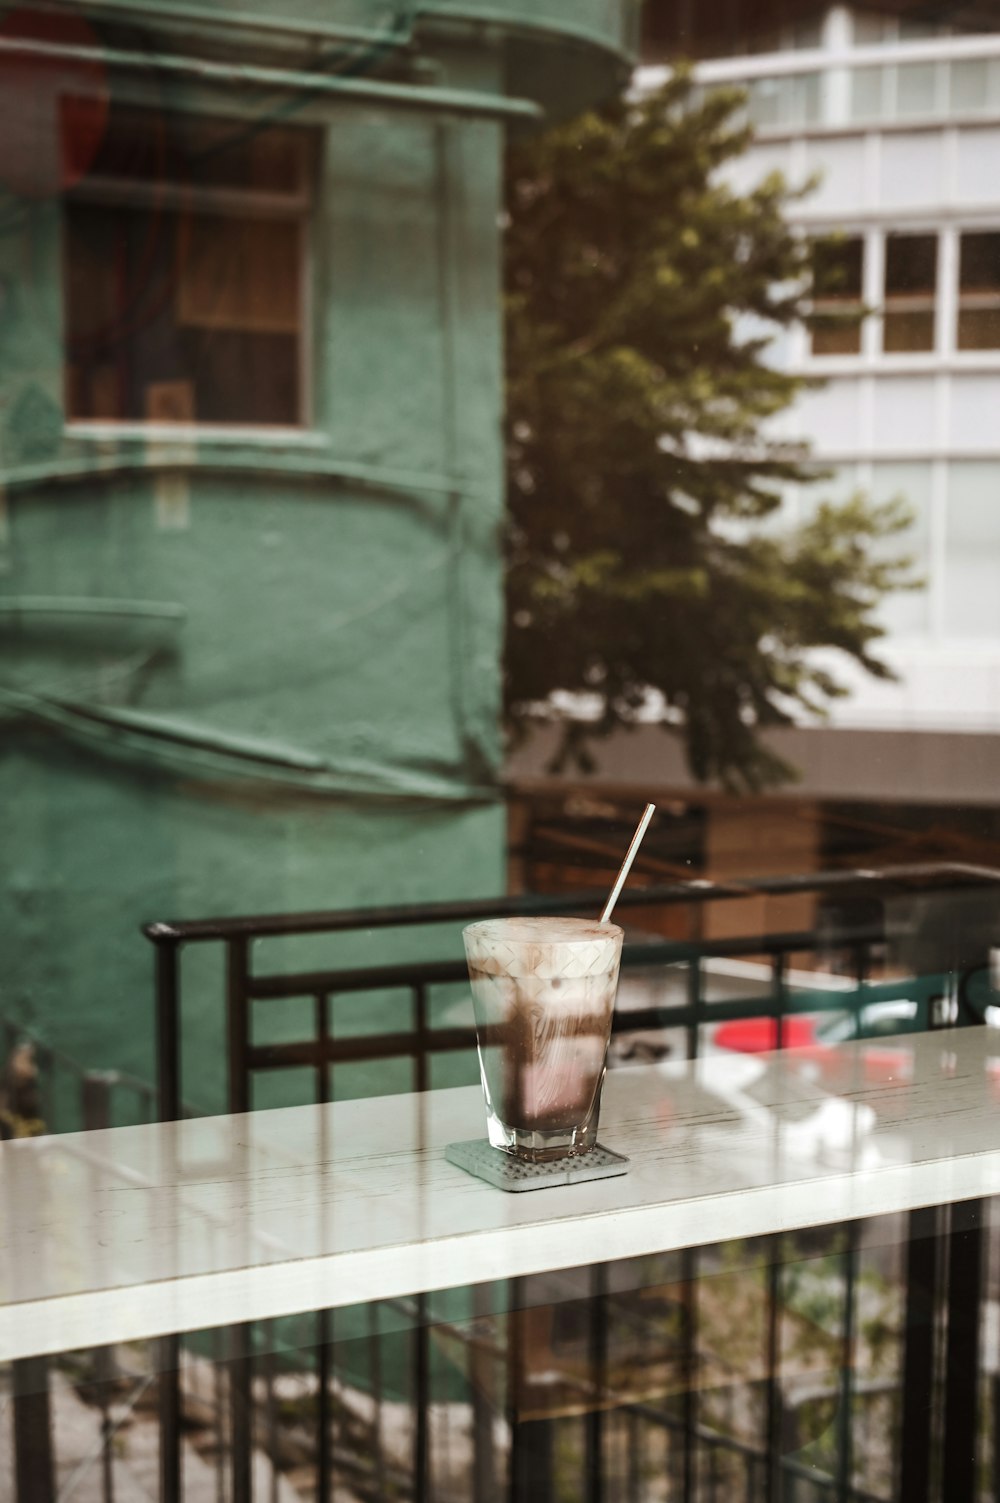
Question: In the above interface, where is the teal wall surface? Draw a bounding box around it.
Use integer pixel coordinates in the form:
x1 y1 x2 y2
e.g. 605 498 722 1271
0 1 634 1114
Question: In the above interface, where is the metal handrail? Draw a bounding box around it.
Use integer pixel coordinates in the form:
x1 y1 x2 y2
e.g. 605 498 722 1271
143 860 1000 942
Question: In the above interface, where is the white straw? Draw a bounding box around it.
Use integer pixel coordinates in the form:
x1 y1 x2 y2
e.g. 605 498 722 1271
600 803 656 924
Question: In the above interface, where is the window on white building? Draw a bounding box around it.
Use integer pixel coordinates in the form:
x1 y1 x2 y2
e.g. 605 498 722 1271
883 235 937 353
747 72 822 129
957 233 1000 351
63 104 314 427
811 237 864 355
849 66 887 122
868 462 931 635
945 463 1000 637
896 61 940 118
950 58 994 113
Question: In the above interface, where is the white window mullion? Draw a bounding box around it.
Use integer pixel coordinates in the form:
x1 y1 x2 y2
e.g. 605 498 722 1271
938 224 959 357
864 228 885 361
823 6 852 126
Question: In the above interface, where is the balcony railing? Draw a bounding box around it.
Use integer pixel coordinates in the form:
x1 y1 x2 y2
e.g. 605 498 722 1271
4 862 1000 1503
144 859 1000 1122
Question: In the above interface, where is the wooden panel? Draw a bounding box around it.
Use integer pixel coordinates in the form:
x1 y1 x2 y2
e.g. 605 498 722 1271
177 215 301 334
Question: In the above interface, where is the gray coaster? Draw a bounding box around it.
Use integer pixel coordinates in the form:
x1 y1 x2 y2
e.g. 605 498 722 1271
446 1138 629 1193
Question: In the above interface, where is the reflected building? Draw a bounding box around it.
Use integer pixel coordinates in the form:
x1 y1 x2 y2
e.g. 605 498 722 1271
0 1 637 1108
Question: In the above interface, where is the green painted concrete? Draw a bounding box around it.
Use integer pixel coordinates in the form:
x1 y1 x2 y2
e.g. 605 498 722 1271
0 1 635 1114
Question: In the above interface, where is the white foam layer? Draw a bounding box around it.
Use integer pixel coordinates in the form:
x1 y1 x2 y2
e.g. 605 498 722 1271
463 916 622 980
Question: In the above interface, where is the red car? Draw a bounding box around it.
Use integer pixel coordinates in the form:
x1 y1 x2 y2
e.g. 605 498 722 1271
713 1000 920 1091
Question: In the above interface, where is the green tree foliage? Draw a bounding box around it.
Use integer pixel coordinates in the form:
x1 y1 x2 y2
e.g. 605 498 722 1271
504 75 916 791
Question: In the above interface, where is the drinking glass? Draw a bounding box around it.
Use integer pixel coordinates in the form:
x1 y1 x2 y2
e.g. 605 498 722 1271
462 916 624 1161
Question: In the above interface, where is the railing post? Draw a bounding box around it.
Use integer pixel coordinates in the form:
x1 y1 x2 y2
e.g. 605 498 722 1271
900 1205 939 1503
81 1071 120 1503
92 1345 118 1503
314 993 329 1106
764 1240 783 1502
835 1223 860 1503
227 938 251 1116
686 957 701 1061
414 1295 430 1500
853 941 868 1030
681 1246 698 1502
149 931 184 1503
152 935 182 1123
470 1283 498 1503
943 1198 985 1502
230 1322 253 1503
157 1335 182 1501
414 984 429 1093
771 953 786 1051
12 1356 55 1503
585 1263 607 1503
317 1309 332 1503
82 1071 115 1133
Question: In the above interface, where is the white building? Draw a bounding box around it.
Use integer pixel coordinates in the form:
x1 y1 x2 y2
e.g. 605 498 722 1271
508 3 1000 891
514 5 1000 814
663 3 1000 804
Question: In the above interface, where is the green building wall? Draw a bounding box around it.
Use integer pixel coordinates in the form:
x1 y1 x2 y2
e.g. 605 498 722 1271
0 2 635 1114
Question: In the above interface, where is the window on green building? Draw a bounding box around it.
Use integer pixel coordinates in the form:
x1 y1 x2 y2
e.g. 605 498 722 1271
62 104 315 428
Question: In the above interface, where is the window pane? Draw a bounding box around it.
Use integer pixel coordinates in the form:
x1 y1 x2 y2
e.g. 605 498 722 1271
948 462 1000 547
869 462 931 634
897 62 938 118
812 316 863 355
850 66 885 122
958 234 1000 351
945 462 1000 636
814 238 863 299
885 236 937 297
883 236 936 353
960 233 1000 293
957 309 1000 349
884 311 935 353
747 73 820 129
62 106 310 427
795 72 822 124
65 206 302 425
811 238 863 356
747 77 788 127
951 59 990 113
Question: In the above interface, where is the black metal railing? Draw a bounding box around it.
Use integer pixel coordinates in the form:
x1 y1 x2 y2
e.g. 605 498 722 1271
133 863 1000 1501
3 1209 988 1503
143 860 1000 1123
0 1014 199 1138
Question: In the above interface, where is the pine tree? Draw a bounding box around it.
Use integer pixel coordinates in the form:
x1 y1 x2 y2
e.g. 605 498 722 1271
504 75 915 791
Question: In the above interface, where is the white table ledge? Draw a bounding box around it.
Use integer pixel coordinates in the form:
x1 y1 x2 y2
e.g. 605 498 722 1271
3 1028 1000 1362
